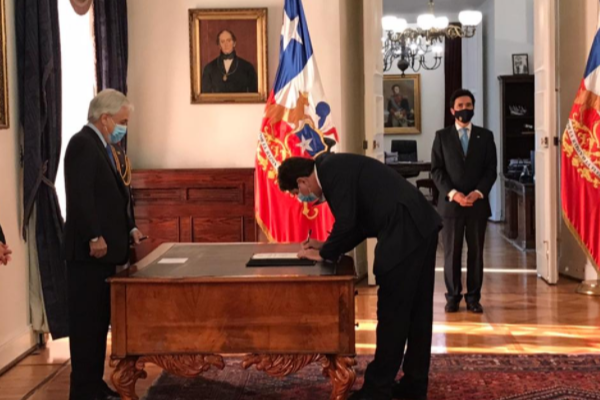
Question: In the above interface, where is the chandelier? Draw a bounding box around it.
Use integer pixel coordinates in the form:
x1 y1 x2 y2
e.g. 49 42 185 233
382 0 482 75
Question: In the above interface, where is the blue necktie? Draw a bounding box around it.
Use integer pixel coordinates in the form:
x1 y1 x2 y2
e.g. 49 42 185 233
460 128 469 155
106 144 116 169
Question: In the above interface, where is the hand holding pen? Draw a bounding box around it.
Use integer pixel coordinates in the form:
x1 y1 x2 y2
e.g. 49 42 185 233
301 229 325 251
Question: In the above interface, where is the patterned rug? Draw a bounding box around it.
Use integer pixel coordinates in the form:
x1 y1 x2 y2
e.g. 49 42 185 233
143 354 600 400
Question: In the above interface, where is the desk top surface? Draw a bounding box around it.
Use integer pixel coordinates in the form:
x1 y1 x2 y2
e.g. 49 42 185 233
110 243 355 283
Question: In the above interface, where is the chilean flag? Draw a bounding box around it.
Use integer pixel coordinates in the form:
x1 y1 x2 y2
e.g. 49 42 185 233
561 5 600 270
255 0 339 242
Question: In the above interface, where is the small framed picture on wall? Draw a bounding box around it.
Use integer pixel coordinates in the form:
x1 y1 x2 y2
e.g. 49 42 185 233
512 54 529 75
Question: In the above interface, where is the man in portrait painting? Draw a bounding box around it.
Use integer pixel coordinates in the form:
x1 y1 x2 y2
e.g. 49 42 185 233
201 29 258 93
386 85 414 128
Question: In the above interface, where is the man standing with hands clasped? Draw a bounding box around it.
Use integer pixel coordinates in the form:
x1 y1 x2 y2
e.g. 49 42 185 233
432 89 498 314
63 89 144 400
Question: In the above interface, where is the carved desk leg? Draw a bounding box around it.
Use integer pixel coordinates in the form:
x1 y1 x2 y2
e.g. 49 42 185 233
111 357 146 400
111 354 225 400
322 355 357 400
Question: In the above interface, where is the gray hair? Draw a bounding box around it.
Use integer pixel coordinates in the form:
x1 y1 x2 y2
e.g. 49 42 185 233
87 89 133 122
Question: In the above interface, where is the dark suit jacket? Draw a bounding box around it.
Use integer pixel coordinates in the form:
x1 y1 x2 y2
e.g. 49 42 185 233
201 55 258 93
0 223 5 244
431 125 498 219
316 153 442 276
63 126 133 265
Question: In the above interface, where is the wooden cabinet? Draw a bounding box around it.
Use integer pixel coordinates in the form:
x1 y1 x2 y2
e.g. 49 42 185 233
130 169 257 261
499 76 536 251
502 175 536 250
499 75 535 175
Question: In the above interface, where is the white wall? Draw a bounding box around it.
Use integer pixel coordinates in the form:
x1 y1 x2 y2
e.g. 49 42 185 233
0 0 36 371
557 0 599 280
127 0 346 168
483 0 534 221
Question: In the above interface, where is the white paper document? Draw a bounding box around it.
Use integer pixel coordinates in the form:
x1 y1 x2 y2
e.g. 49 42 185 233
251 253 299 260
158 258 189 264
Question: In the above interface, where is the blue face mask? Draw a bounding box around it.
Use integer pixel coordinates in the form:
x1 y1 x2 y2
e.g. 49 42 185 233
297 192 319 203
109 120 128 144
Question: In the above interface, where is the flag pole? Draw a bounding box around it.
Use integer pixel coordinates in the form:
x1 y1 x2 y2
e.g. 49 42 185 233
576 280 600 296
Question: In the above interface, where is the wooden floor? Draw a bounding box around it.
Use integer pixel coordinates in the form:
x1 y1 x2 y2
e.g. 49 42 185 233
2 224 599 400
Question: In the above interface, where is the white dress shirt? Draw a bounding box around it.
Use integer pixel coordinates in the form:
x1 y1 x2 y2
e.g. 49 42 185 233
224 59 233 73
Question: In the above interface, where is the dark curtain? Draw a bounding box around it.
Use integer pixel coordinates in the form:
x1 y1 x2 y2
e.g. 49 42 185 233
16 0 69 338
94 0 128 150
94 0 128 94
444 27 463 128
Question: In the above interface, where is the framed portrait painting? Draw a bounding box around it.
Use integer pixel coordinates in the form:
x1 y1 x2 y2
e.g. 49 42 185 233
189 8 268 104
512 53 529 75
1 0 9 129
383 74 421 135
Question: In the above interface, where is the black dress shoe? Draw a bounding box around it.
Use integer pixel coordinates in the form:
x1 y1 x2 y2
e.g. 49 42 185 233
392 380 428 400
348 389 389 400
92 394 120 400
466 302 484 313
444 301 459 313
99 381 121 398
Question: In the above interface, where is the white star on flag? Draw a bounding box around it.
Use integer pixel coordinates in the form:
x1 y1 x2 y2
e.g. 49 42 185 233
281 13 303 51
296 136 313 153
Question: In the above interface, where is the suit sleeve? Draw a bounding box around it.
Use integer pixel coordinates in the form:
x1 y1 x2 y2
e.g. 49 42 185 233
475 133 498 196
64 137 102 241
127 188 136 232
431 131 454 198
319 178 366 262
0 223 5 244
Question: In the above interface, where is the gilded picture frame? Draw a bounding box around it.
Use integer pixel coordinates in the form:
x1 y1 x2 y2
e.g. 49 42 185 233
189 8 268 104
383 74 421 135
0 0 9 129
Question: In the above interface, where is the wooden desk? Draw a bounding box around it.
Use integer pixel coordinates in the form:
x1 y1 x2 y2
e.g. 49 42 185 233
387 161 432 178
502 176 535 250
109 243 357 400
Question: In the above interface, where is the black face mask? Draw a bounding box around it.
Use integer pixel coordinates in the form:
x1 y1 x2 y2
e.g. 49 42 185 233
454 109 475 124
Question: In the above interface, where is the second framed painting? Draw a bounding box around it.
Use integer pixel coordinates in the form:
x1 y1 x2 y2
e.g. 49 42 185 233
189 8 268 104
383 74 421 135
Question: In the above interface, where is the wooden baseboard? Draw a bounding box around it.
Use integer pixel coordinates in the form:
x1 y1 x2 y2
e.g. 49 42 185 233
0 326 37 376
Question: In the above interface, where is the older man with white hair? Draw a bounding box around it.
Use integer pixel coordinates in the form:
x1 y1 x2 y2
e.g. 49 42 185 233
64 89 144 400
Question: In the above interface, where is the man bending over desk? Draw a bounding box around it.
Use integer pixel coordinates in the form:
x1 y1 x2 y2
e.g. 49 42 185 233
278 153 442 400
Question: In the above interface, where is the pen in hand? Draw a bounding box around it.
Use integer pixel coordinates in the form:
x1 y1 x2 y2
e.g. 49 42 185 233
303 229 312 248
